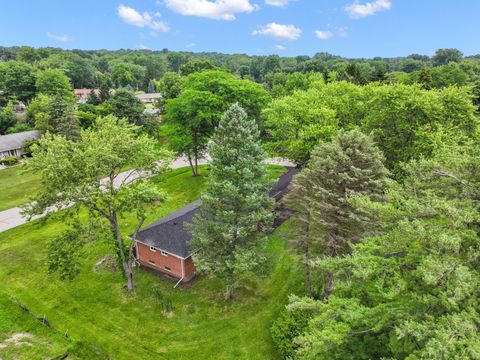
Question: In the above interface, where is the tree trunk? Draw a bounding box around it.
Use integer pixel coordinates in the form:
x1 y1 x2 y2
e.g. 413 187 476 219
321 272 334 300
194 145 199 177
224 270 234 301
321 226 338 300
111 212 135 291
304 217 313 298
187 155 197 177
305 241 313 298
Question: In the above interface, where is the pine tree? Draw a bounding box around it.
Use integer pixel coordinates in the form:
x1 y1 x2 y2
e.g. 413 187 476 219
35 96 80 140
87 89 100 105
147 79 155 94
288 139 480 359
191 104 273 300
289 129 388 299
99 83 111 103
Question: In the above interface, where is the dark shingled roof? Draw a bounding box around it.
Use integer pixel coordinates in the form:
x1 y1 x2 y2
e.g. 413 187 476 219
135 200 201 258
134 167 297 258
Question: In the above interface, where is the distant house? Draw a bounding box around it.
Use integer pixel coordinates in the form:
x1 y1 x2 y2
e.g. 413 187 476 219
133 168 298 283
74 89 99 104
12 101 26 114
0 130 40 159
135 93 162 104
143 108 161 116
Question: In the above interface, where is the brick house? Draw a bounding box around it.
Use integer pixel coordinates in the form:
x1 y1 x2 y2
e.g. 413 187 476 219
134 200 201 282
133 168 297 283
74 89 99 104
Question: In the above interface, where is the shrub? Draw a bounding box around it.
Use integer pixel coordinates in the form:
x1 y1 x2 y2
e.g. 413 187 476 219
0 156 19 166
6 124 32 134
22 138 39 157
271 308 312 359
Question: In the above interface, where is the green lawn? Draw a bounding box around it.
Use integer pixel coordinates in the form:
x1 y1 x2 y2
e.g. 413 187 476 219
0 165 41 211
0 165 302 359
0 294 73 359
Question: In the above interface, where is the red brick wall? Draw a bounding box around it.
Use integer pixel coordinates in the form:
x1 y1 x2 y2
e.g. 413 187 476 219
136 242 183 278
183 257 196 280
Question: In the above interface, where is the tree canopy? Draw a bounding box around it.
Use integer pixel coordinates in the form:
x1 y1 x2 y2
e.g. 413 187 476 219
24 115 172 290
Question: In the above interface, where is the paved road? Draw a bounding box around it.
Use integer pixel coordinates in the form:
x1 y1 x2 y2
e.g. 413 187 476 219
0 157 294 233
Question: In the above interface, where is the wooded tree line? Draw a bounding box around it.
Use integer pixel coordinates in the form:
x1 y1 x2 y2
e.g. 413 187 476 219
1 46 479 140
0 46 478 98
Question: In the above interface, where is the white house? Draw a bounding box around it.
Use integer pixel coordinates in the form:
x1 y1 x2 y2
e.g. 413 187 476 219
135 93 162 104
0 131 40 159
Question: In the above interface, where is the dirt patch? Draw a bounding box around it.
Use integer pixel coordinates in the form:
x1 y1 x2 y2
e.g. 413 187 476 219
0 333 34 349
94 255 117 273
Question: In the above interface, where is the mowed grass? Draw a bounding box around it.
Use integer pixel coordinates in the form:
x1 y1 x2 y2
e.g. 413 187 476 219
0 165 303 359
0 294 73 359
0 165 41 211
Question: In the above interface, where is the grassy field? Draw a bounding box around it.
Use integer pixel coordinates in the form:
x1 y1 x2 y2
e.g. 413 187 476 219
0 165 41 211
0 165 303 359
0 294 73 359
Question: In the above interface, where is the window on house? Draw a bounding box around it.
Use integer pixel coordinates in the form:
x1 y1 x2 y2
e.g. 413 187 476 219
149 246 156 252
149 260 155 265
164 266 171 271
161 250 168 256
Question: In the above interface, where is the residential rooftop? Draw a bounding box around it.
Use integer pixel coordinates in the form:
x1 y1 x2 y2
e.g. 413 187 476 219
0 130 40 153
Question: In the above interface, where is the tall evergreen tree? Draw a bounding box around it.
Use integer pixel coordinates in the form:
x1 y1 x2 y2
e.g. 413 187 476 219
34 95 80 140
290 129 389 299
288 139 480 359
99 81 111 103
86 89 100 105
191 104 273 300
147 79 155 94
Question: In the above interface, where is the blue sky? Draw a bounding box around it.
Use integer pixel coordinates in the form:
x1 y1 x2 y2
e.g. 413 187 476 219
0 0 478 58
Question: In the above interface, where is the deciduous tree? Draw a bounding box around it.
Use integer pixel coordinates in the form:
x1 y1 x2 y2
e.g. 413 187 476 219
35 69 75 102
0 60 37 104
24 115 172 291
0 102 17 134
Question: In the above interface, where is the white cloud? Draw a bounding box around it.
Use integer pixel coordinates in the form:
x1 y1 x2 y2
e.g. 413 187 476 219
47 32 71 42
164 0 258 20
118 4 170 32
265 0 289 7
252 22 302 40
186 42 197 48
139 44 150 50
275 44 287 51
345 0 391 19
314 30 333 40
